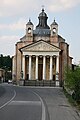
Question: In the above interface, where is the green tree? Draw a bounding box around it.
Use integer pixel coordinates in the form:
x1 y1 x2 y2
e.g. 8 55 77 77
64 66 80 102
0 54 12 81
0 54 12 70
0 54 4 68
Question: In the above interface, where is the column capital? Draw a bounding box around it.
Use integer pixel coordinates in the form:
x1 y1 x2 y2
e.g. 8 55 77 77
29 55 32 57
50 55 52 56
56 55 59 57
36 55 39 57
23 55 25 57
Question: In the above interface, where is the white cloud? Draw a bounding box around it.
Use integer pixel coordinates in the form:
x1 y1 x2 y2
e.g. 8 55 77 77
0 0 80 17
46 0 80 12
0 0 38 17
0 18 26 31
0 35 19 56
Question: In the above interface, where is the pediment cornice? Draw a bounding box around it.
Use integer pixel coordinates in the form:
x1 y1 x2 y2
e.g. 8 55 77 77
20 40 61 52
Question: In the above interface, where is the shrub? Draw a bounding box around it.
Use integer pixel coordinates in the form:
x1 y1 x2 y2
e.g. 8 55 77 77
64 66 80 102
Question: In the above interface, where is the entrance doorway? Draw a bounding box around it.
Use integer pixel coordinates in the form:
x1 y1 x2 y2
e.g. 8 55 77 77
38 64 43 80
38 57 43 80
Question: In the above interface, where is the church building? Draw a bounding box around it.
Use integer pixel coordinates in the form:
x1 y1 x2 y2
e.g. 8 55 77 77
12 8 72 86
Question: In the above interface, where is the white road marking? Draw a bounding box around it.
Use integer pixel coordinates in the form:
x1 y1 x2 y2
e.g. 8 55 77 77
9 100 41 106
0 90 16 109
32 91 46 120
14 85 49 120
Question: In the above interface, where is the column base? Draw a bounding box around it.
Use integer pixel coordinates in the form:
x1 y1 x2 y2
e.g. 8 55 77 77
56 74 59 81
55 80 60 87
36 79 38 81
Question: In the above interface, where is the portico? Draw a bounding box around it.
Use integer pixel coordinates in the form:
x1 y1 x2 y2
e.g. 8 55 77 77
20 40 60 82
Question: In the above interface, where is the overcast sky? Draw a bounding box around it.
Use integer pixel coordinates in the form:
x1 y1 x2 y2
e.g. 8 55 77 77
0 0 80 64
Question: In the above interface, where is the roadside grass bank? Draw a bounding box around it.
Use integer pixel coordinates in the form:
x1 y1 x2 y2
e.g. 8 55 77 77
63 88 80 111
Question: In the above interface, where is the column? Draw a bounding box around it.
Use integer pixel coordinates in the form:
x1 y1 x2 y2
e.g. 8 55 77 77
29 55 31 80
22 55 25 79
36 56 38 80
43 56 46 80
50 56 53 80
56 56 59 75
56 56 59 86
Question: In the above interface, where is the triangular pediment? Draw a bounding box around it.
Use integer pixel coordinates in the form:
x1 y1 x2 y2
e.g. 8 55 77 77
20 40 61 52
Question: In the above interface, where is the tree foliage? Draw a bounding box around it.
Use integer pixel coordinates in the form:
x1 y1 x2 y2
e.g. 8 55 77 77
0 54 12 70
0 54 12 81
64 66 80 102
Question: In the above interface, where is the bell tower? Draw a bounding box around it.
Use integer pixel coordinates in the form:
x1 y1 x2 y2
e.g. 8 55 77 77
51 18 58 36
50 19 59 46
26 19 34 43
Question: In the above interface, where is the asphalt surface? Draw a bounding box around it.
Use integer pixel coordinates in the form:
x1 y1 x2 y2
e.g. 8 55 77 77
0 83 80 120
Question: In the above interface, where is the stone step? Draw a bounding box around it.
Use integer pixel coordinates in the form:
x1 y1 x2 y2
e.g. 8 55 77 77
24 80 56 87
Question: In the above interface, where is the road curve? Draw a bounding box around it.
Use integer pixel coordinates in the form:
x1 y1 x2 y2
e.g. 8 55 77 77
0 84 80 120
0 84 48 120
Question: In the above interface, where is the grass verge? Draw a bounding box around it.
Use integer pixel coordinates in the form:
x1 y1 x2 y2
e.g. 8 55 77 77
63 88 80 110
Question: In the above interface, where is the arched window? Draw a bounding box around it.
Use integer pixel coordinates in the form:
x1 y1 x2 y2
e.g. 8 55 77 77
53 28 56 33
28 28 31 33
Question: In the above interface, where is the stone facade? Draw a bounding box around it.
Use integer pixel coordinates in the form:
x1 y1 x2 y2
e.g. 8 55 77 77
12 8 72 86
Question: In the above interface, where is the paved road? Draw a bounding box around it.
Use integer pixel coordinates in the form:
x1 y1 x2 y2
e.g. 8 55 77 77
0 84 80 120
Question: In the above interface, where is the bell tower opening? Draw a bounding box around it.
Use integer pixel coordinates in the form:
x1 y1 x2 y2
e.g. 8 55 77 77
28 27 31 33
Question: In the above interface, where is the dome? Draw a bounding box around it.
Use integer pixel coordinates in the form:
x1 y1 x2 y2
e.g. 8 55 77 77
36 8 50 29
39 8 47 17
